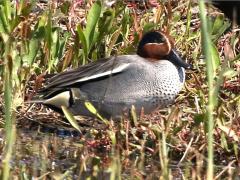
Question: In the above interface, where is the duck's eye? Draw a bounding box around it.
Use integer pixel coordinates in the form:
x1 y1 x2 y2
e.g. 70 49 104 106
160 36 166 42
154 33 166 43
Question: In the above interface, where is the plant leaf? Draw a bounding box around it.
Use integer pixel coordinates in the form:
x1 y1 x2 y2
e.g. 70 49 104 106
61 106 82 133
209 43 220 77
77 25 88 65
84 1 101 50
22 38 39 66
84 101 108 124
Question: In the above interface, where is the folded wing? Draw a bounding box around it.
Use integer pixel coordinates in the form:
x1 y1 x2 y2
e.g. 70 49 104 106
43 56 131 90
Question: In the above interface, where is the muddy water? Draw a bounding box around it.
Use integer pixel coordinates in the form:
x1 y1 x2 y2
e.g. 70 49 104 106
1 121 239 179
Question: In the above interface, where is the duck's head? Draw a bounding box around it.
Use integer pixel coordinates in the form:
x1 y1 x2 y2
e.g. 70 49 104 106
137 31 192 69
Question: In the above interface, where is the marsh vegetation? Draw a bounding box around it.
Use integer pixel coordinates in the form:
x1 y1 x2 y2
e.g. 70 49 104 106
0 0 239 179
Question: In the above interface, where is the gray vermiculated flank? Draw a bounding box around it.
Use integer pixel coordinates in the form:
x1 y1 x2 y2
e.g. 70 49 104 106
55 55 186 118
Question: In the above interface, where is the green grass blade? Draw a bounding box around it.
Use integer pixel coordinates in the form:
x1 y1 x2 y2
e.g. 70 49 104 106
3 0 11 20
199 1 218 179
2 39 16 180
84 101 109 125
61 106 82 133
84 1 101 50
77 25 88 64
22 38 39 66
0 5 10 41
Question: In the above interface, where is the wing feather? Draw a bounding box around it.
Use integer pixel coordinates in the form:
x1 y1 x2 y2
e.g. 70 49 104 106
43 56 130 90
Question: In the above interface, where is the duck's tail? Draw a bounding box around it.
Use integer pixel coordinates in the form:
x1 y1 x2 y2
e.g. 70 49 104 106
25 92 46 104
25 99 45 104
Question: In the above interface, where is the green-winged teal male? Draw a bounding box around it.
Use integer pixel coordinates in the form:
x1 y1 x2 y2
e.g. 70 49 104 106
32 31 192 119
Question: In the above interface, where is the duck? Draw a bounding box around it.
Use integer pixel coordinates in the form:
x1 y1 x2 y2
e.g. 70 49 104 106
32 31 192 119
